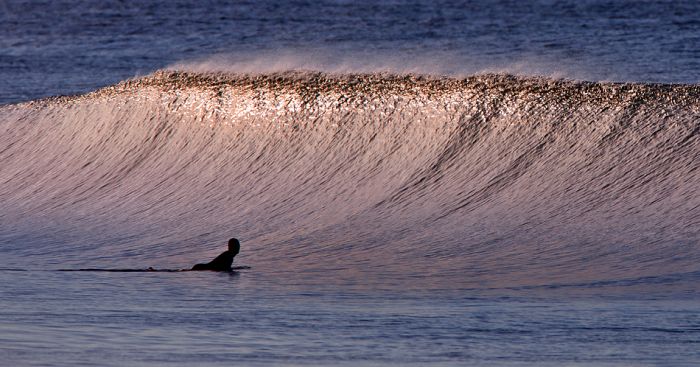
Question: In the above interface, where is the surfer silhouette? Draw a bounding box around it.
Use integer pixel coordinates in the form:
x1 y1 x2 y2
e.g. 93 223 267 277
191 238 240 271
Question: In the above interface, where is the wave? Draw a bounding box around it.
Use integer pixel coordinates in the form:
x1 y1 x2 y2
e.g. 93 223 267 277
1 70 699 291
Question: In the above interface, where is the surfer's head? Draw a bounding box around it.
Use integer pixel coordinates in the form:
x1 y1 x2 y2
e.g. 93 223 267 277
228 238 240 254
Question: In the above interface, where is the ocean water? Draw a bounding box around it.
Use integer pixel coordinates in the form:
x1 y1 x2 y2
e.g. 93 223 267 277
1 1 700 366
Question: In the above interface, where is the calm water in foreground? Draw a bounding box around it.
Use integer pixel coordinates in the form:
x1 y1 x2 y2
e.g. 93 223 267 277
1 269 699 366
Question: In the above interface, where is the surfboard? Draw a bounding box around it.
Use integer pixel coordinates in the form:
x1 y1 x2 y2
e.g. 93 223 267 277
0 266 250 272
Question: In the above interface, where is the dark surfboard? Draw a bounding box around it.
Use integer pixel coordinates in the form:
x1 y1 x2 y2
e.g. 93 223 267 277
0 266 250 272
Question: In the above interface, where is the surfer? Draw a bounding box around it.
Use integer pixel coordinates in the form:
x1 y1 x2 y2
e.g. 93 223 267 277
191 238 240 271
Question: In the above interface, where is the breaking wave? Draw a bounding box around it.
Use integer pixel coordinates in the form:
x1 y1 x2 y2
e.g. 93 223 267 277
1 70 699 291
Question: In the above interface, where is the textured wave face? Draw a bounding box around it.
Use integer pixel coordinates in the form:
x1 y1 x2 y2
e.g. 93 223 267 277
1 70 699 291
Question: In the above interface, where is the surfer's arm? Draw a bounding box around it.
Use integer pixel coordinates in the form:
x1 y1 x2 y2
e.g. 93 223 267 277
206 251 234 269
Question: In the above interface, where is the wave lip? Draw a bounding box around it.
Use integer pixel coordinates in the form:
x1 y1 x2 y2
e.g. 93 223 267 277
24 69 699 105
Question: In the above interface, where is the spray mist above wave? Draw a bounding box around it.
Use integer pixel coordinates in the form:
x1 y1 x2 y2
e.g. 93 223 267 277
2 69 700 290
166 49 621 82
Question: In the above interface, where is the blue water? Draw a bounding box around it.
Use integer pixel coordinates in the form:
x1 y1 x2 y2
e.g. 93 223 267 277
1 0 698 104
2 270 700 367
1 1 700 366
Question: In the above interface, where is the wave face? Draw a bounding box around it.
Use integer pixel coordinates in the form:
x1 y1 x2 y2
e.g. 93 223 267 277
1 71 699 291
